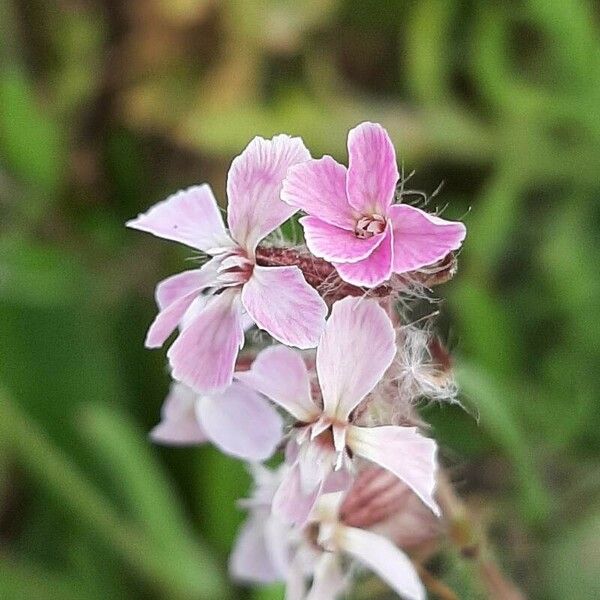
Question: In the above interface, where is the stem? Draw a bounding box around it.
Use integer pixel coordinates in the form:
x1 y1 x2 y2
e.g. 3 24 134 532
417 565 460 600
437 474 528 600
255 246 458 302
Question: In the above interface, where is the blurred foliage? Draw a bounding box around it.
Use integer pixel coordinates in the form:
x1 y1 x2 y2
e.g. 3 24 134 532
1 0 599 599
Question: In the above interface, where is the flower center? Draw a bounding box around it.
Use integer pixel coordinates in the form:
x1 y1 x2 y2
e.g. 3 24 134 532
215 250 254 287
355 214 386 239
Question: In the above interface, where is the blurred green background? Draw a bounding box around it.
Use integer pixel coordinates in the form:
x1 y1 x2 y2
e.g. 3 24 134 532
1 1 599 598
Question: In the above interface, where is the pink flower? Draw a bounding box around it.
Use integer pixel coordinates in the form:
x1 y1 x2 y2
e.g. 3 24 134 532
281 121 467 287
231 467 426 600
308 491 426 600
150 381 283 461
127 135 327 393
237 297 440 525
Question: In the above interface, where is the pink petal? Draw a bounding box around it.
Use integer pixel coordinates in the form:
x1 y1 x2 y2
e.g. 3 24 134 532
346 425 440 516
150 384 208 446
300 216 384 263
388 204 466 273
167 289 245 393
145 289 200 349
317 297 396 421
281 155 355 229
305 554 347 600
226 135 310 252
196 382 283 460
333 224 393 287
146 259 221 348
126 184 233 252
338 525 425 600
242 265 327 349
346 122 399 215
235 345 319 423
230 516 285 583
272 463 321 526
155 263 217 310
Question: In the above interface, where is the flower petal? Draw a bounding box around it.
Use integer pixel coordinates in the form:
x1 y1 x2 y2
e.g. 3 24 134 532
346 425 440 516
126 184 233 252
197 382 283 460
167 289 245 393
155 258 219 310
150 383 207 446
145 289 200 349
236 345 319 422
242 265 327 349
146 259 221 347
226 135 310 252
305 554 347 600
272 463 321 526
337 525 425 600
317 297 396 421
388 204 466 273
346 122 399 215
281 155 355 229
333 224 393 287
230 516 286 583
300 216 384 263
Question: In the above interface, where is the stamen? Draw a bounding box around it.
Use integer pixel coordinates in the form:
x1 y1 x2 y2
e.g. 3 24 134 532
355 214 386 239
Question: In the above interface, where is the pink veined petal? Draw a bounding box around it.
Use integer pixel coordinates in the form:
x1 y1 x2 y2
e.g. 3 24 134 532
145 289 200 349
150 384 208 446
316 297 396 421
196 382 283 461
346 425 440 516
346 122 399 215
242 265 327 349
226 134 310 253
272 462 322 526
235 345 319 423
305 554 347 600
337 525 425 600
126 184 233 252
333 224 394 287
229 516 285 583
155 269 207 311
167 288 245 393
155 257 220 310
281 155 355 229
146 258 221 348
300 216 384 263
388 204 466 273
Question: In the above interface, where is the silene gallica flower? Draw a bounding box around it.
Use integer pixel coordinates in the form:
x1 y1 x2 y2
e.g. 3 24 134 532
127 135 327 393
281 121 467 287
232 465 427 600
237 297 440 525
129 123 473 600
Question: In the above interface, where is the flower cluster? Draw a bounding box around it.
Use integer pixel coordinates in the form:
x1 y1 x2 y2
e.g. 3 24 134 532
128 122 466 600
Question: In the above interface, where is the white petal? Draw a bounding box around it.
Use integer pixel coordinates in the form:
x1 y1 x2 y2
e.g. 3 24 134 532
338 525 425 600
346 425 440 516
